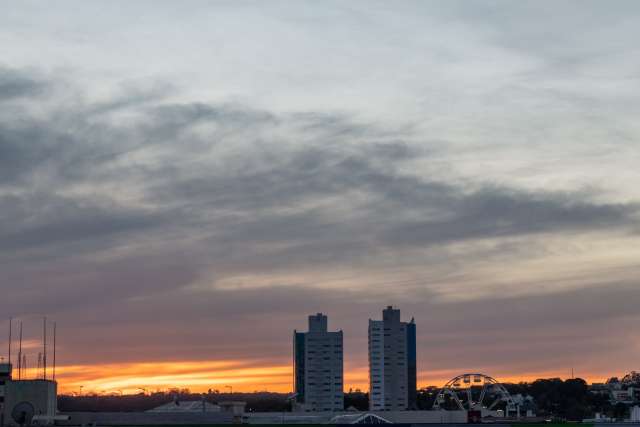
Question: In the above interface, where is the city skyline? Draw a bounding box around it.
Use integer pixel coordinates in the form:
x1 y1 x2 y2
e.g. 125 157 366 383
1 311 633 396
2 0 640 396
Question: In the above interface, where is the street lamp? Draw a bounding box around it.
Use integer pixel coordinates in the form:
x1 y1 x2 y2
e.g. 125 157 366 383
283 393 297 423
225 385 233 395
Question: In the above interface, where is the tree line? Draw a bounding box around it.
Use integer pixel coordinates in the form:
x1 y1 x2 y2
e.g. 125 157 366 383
58 378 634 420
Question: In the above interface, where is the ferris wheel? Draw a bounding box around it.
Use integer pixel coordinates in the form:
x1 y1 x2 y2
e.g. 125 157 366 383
432 373 516 414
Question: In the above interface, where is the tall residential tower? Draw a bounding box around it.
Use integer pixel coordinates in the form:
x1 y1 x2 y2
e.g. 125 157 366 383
368 306 417 411
293 313 344 412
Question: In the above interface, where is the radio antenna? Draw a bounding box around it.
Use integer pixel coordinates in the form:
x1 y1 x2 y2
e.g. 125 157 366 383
8 317 12 367
43 317 47 380
53 322 57 381
18 322 23 380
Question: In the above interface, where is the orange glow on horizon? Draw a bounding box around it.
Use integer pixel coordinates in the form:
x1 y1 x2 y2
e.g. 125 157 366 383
41 360 611 395
51 360 291 395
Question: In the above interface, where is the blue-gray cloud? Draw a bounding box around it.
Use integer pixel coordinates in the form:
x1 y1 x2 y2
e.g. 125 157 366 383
0 34 638 382
0 66 47 101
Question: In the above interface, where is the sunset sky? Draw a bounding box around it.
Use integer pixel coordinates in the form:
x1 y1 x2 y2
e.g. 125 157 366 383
1 1 639 395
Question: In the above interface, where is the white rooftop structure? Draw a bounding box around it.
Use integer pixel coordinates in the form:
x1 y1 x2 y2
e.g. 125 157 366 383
329 413 392 424
246 410 468 424
147 400 220 413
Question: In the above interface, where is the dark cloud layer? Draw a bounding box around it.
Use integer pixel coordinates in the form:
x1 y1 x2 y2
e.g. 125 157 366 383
1 67 638 383
0 67 46 101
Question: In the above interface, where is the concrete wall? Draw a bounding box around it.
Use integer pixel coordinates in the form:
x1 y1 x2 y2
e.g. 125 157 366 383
376 410 467 424
58 411 234 426
247 410 467 424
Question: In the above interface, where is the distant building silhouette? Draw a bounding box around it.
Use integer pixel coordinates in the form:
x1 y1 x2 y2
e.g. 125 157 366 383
368 306 416 411
293 313 344 412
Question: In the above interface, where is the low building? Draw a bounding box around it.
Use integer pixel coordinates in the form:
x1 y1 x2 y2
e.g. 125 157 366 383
0 363 66 427
594 373 640 406
511 394 537 417
611 388 636 405
0 363 12 426
2 379 58 426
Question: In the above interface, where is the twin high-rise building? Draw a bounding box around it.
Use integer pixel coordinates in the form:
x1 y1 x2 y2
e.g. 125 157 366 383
368 306 417 411
293 313 344 412
293 307 417 412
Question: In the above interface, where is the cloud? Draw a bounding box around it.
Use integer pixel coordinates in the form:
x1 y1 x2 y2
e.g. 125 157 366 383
383 186 638 247
0 66 47 101
1 67 638 284
5 275 639 390
0 65 638 389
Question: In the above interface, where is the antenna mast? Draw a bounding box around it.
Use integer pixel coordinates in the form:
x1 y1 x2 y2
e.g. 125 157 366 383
53 322 57 381
18 322 23 380
8 317 12 367
43 317 47 380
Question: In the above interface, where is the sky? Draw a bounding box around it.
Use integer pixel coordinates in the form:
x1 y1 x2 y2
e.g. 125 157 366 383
1 0 639 395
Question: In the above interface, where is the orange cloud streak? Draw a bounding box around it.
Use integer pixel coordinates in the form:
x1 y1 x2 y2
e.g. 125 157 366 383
49 360 291 395
36 360 607 395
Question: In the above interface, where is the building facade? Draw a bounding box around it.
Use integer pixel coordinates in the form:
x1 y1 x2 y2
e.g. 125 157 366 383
0 362 11 421
0 363 60 427
368 306 416 411
293 314 344 412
